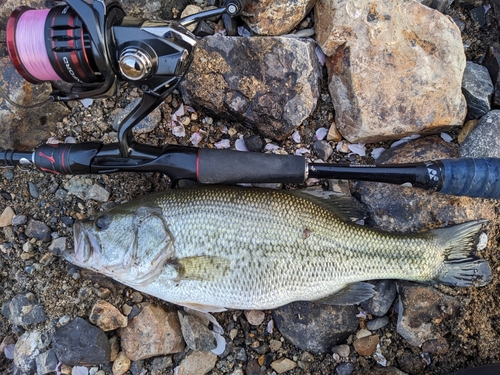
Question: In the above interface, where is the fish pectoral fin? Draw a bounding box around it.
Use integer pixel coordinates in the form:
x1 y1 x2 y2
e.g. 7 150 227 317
316 282 375 305
179 302 227 313
168 255 231 282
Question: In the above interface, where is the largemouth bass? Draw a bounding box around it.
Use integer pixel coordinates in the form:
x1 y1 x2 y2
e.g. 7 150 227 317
65 187 491 312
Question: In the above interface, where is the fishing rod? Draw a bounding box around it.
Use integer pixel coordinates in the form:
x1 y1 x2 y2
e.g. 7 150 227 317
2 0 500 199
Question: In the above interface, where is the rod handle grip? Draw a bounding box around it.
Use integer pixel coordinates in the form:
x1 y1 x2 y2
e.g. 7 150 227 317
439 158 500 199
197 149 306 184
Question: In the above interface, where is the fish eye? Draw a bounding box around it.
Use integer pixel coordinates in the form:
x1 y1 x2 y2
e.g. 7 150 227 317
94 214 111 231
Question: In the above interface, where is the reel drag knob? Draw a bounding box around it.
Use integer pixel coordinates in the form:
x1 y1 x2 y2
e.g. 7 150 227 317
118 47 153 81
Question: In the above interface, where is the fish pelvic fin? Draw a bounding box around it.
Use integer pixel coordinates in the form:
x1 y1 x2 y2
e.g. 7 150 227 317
433 220 492 287
315 282 375 305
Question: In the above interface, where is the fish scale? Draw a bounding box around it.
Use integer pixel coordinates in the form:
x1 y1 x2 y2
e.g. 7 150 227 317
66 186 491 311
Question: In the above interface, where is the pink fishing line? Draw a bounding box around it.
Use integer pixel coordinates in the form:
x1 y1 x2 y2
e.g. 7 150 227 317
15 9 61 81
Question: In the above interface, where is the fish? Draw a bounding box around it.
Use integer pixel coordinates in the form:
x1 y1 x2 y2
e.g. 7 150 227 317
64 186 492 312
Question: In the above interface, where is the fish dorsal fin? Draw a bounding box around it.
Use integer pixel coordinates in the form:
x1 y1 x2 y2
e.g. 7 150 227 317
168 255 231 282
287 188 367 222
316 282 375 305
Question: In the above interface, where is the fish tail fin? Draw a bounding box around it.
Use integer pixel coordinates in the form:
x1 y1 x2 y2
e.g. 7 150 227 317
432 220 492 287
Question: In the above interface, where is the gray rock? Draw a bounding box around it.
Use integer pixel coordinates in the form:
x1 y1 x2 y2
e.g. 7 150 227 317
11 215 27 226
64 177 110 202
36 349 58 375
317 0 466 143
2 293 46 326
313 140 333 161
52 317 111 366
28 182 40 199
336 362 355 375
243 135 264 152
48 237 67 256
151 356 173 375
177 310 216 351
396 283 461 346
25 220 51 242
360 280 397 317
460 110 500 158
113 98 161 135
272 302 359 354
176 351 217 375
462 61 494 121
482 43 500 107
13 331 47 375
417 0 454 13
180 36 320 141
366 316 389 331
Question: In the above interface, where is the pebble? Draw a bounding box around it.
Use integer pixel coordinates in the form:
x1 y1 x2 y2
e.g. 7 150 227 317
366 316 389 331
458 119 478 144
12 214 27 225
112 351 131 375
460 110 500 158
177 310 216 351
336 362 355 375
52 317 111 365
2 169 14 180
270 358 297 374
462 61 495 121
176 351 217 375
14 331 46 374
28 182 40 198
313 140 333 161
1 293 47 326
89 300 128 331
353 334 380 356
113 98 161 134
109 336 119 362
0 206 15 227
332 344 350 358
122 304 133 316
359 279 397 317
48 237 67 256
269 339 282 352
25 219 51 242
421 337 449 354
356 329 372 339
36 349 59 375
327 123 343 142
118 303 185 361
151 356 173 375
129 292 143 304
244 310 266 326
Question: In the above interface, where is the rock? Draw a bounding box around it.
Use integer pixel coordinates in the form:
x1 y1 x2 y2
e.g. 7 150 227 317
396 349 426 374
112 352 131 375
353 136 496 232
417 0 454 13
177 310 216 352
2 293 46 326
396 283 461 346
64 177 110 202
244 310 265 326
36 349 59 375
25 219 51 242
421 337 449 354
242 0 316 35
313 140 333 161
11 215 27 226
87 184 111 203
52 317 111 366
180 5 203 32
332 344 350 358
462 61 494 121
0 55 70 150
270 358 297 374
353 334 380 356
151 356 173 375
0 206 15 227
327 123 343 142
336 362 355 375
118 303 185 361
482 43 500 107
460 110 500 158
176 351 217 375
366 316 389 331
113 98 162 135
180 36 320 141
243 135 264 152
316 0 466 143
13 331 47 374
89 300 128 332
360 280 397 317
272 302 359 353
28 182 40 199
48 237 67 256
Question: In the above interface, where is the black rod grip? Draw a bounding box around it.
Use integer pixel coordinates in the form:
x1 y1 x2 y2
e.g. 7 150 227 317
197 149 307 184
438 158 500 199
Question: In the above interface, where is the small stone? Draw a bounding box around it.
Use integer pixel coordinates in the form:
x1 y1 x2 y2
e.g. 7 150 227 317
366 316 389 331
118 303 185 361
353 335 380 356
421 337 449 354
458 119 478 144
313 140 333 161
22 241 34 252
0 206 15 227
327 123 342 142
180 4 203 31
270 358 297 374
176 351 217 375
229 328 238 340
12 215 27 225
151 356 173 375
89 300 128 331
129 292 143 304
112 352 131 375
14 331 47 374
462 61 495 121
28 182 40 198
113 98 161 134
36 349 59 375
87 184 110 203
109 336 119 362
3 169 14 180
460 110 500 158
48 237 67 256
25 219 51 242
336 362 355 375
397 349 426 374
177 311 216 352
122 304 133 316
244 310 265 326
332 344 350 358
52 317 111 365
243 135 264 152
356 329 372 339
269 339 282 352
2 293 46 326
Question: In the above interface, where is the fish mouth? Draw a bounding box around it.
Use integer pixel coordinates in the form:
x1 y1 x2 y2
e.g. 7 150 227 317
64 222 100 267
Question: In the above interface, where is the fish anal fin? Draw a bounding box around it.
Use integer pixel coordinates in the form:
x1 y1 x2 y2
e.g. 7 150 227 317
316 282 375 305
179 302 227 313
169 255 231 282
